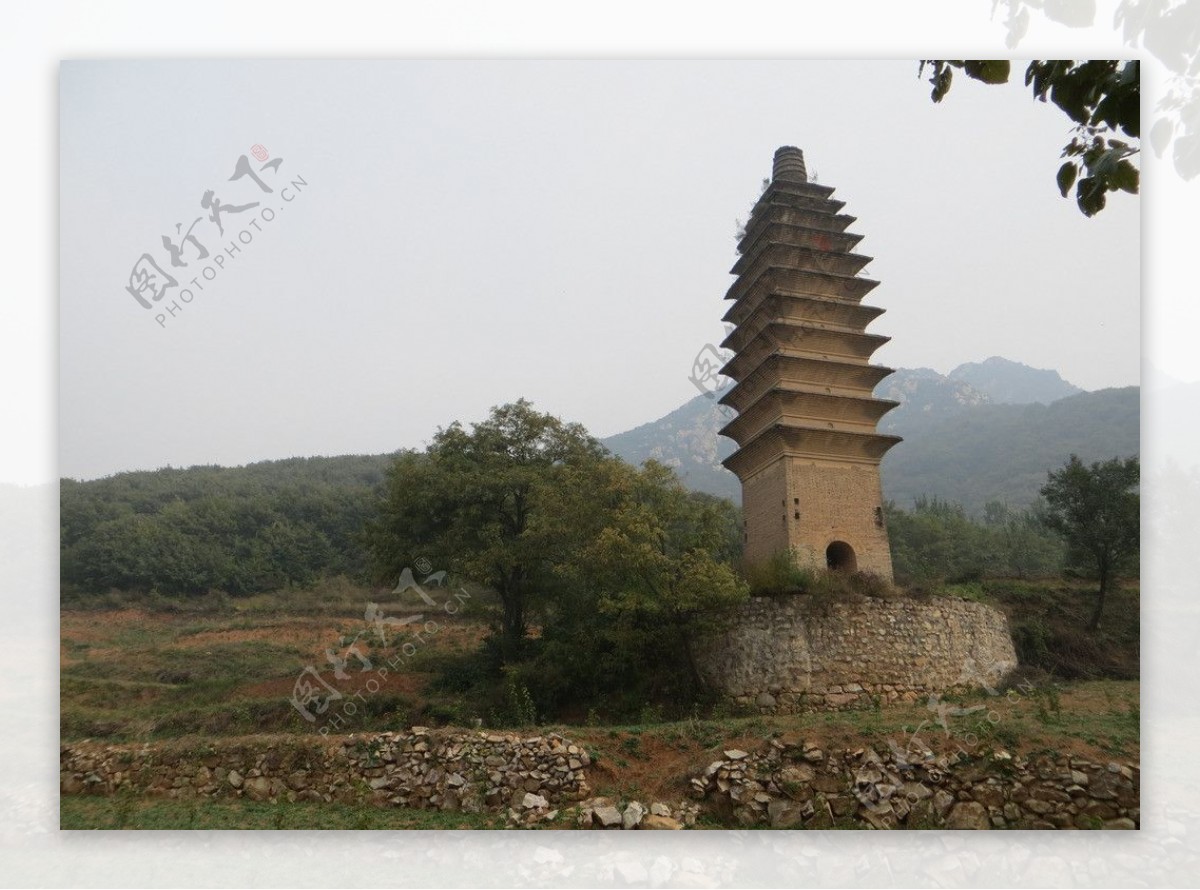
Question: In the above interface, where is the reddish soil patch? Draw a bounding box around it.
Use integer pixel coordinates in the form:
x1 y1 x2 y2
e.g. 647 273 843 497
238 667 431 701
61 609 153 641
172 622 334 651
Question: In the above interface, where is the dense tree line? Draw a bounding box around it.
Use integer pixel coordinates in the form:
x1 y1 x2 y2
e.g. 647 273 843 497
60 445 1131 606
885 497 1067 585
60 456 392 595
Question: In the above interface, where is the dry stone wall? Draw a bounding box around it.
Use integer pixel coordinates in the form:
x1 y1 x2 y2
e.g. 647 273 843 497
689 735 1139 830
61 728 1138 830
61 727 590 813
698 594 1018 711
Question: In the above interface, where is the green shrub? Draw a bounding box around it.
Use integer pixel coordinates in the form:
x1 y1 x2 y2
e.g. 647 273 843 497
488 669 537 728
943 581 987 602
743 549 815 595
637 703 664 725
846 571 896 599
1034 686 1063 725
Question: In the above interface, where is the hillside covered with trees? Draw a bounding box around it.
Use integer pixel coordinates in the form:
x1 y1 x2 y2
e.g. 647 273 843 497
60 455 394 597
59 396 1141 726
881 386 1138 513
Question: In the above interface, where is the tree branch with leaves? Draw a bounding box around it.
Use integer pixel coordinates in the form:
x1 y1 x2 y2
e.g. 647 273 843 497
919 59 1139 216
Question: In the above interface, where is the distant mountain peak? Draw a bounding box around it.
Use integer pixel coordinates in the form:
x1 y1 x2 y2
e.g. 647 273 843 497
600 357 1130 512
875 369 991 430
601 391 740 502
947 357 1082 405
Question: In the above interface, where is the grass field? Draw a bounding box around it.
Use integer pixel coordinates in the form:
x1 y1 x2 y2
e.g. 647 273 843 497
60 578 1139 742
60 796 505 830
60 582 489 741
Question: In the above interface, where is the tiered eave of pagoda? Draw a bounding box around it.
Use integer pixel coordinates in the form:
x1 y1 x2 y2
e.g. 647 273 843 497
720 147 900 478
723 424 902 480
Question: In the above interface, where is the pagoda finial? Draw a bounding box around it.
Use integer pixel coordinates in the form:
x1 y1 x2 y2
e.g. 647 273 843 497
772 146 808 183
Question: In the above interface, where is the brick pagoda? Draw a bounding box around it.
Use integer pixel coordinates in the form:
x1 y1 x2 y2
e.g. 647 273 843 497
719 146 901 579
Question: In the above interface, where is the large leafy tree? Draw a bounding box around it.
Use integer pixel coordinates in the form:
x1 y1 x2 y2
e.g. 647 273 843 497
919 60 1139 216
366 399 610 661
367 403 749 715
558 461 747 690
1039 454 1139 630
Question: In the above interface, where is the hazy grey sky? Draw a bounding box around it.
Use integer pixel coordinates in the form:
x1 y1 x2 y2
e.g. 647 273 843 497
60 60 1139 480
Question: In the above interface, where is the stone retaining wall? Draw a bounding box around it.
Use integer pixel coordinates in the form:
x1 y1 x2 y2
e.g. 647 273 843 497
690 735 1139 830
698 594 1018 711
62 728 1138 830
61 727 590 813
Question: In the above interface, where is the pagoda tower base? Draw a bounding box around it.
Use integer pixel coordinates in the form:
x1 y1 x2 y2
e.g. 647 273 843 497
743 457 894 577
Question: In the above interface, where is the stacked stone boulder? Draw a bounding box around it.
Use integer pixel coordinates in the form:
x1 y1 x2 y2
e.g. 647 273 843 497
572 797 701 830
689 736 1139 829
61 727 590 812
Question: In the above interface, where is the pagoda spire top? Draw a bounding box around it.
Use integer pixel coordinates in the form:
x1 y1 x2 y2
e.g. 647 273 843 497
772 146 808 183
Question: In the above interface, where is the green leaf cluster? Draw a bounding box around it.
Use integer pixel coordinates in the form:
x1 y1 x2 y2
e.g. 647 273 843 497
920 59 1139 216
886 497 1065 585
